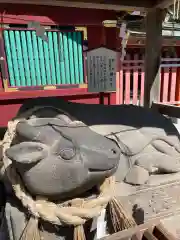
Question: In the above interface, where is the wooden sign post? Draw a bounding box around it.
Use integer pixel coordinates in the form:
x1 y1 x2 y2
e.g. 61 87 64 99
86 47 117 93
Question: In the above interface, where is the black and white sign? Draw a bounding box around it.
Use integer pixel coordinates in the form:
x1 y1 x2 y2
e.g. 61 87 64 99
87 47 117 92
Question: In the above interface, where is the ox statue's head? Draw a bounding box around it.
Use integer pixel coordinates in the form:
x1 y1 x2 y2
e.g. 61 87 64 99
5 111 120 201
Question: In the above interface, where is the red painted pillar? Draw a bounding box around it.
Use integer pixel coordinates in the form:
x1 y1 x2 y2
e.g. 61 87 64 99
176 69 180 104
176 46 180 104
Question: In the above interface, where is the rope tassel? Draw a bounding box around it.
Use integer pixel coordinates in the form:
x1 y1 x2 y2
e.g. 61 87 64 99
74 225 86 240
107 198 136 233
173 0 180 20
20 217 41 240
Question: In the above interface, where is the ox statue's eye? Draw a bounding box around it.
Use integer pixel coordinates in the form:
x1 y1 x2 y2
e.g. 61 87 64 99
111 148 117 154
37 147 43 151
59 148 75 160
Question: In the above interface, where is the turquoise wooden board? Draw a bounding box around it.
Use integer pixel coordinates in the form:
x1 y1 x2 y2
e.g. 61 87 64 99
63 32 70 84
8 30 21 86
48 32 56 85
3 30 15 86
72 32 80 83
68 32 75 84
21 31 32 86
3 30 84 87
32 31 42 85
14 31 26 86
77 32 84 84
26 31 36 86
53 32 61 84
37 35 47 85
59 32 66 84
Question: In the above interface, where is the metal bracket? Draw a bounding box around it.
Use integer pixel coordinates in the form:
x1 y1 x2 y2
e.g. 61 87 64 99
75 27 87 40
3 79 18 92
43 85 56 90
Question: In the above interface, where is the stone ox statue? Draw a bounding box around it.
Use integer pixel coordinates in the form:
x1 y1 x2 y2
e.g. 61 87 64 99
1 98 180 240
5 113 120 200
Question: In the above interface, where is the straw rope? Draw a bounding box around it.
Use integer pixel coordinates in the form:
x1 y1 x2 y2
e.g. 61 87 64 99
173 0 180 19
2 118 115 226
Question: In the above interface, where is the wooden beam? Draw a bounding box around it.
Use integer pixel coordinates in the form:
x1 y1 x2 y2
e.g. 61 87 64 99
154 0 173 8
101 221 158 240
152 102 180 118
144 9 164 107
101 221 177 240
0 0 151 11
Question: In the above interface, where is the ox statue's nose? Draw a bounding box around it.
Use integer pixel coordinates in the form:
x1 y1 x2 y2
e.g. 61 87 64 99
81 140 120 172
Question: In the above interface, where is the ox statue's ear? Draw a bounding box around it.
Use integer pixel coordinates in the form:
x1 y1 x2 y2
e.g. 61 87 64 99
5 142 48 165
16 121 51 145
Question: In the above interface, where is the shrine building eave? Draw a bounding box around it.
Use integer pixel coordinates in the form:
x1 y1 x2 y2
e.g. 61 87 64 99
0 0 174 11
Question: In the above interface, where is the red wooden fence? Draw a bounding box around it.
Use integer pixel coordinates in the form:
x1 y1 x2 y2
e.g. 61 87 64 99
116 53 180 106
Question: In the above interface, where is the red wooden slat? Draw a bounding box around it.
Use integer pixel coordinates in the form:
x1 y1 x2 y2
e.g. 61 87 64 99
124 53 131 104
116 68 120 104
170 66 177 103
117 49 178 107
140 54 145 106
119 69 124 104
176 66 180 105
132 53 139 105
83 52 88 83
162 53 170 103
160 65 164 103
116 53 123 104
158 65 162 103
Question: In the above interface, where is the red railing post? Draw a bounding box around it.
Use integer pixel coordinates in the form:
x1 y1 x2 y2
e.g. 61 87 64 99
140 54 145 106
132 53 139 105
124 53 131 104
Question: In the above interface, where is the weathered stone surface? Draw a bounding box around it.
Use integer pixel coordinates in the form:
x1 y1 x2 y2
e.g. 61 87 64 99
119 180 180 223
125 166 149 185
